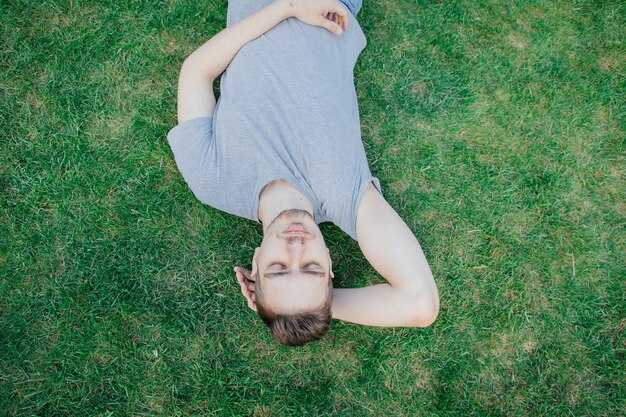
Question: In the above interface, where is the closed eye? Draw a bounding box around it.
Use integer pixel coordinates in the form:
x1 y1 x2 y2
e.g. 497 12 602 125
264 261 326 279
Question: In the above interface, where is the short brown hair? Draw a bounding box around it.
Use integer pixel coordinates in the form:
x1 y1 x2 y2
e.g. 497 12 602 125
256 278 333 346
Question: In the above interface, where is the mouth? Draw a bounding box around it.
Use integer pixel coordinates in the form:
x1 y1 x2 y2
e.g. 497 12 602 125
283 222 309 234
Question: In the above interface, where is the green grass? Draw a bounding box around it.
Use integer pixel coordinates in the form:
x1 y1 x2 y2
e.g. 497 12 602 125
1 0 624 415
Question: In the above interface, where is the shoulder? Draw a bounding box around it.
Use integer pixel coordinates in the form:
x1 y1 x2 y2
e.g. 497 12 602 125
357 180 388 227
361 180 385 208
364 181 381 197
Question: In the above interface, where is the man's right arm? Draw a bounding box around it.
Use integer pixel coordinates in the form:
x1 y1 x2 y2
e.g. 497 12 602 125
176 0 349 124
177 0 291 123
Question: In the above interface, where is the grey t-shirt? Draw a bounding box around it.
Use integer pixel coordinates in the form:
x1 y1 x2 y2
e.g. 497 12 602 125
167 0 382 240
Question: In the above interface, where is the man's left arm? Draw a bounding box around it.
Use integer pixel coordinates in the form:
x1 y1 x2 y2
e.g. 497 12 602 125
330 182 440 327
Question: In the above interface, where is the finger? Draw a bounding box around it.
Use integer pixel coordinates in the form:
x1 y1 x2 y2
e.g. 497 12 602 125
236 267 254 282
235 267 245 281
333 3 349 19
237 275 248 295
239 278 248 293
237 272 252 295
242 268 254 281
320 16 343 35
237 273 256 301
239 283 248 298
332 5 348 30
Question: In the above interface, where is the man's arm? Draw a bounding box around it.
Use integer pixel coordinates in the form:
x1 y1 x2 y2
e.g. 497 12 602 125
331 182 440 327
176 0 349 123
177 0 290 123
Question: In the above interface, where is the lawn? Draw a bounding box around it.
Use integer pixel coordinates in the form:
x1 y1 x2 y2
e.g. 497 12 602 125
1 0 624 415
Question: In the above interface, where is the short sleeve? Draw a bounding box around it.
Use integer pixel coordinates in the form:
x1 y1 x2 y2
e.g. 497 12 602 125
167 116 217 204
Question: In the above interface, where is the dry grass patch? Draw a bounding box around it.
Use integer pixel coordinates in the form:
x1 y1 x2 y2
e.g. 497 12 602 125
508 32 529 50
598 53 625 73
382 353 435 394
253 405 274 417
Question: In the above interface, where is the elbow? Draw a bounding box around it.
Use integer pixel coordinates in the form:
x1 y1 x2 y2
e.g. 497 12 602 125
181 55 197 75
406 294 439 328
181 55 217 82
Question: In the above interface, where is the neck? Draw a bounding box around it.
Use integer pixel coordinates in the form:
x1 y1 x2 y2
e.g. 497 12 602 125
258 180 314 233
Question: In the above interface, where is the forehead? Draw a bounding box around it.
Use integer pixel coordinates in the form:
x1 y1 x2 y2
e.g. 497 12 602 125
261 273 329 312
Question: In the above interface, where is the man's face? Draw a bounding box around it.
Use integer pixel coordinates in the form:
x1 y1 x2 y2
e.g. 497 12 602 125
252 209 334 314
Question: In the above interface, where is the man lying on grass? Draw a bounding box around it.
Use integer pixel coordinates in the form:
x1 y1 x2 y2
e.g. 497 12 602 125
168 0 439 346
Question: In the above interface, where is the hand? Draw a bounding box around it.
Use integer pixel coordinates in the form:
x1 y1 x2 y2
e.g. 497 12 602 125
234 266 257 311
286 0 349 35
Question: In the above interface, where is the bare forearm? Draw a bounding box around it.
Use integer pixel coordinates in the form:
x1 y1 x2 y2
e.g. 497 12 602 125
184 0 291 79
176 0 348 122
331 285 438 327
